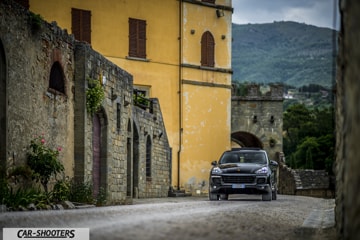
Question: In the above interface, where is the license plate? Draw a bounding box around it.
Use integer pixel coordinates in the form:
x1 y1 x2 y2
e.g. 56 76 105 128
232 184 245 189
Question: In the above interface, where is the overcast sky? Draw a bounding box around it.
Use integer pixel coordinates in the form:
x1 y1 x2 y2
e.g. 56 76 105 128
232 0 340 30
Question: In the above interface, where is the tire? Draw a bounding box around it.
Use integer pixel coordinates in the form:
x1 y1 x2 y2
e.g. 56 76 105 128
209 186 219 201
220 194 229 200
209 192 219 201
262 186 272 201
272 189 277 200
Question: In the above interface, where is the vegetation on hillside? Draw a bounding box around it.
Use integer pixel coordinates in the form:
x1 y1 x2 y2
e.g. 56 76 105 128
283 104 335 174
232 21 337 88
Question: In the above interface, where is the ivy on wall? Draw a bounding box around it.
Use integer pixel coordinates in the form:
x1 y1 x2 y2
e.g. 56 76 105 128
86 77 105 115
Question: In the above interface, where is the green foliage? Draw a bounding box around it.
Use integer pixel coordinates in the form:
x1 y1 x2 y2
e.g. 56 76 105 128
27 136 64 192
86 77 105 115
96 187 107 206
232 21 336 88
52 179 71 202
2 186 51 210
283 104 335 173
133 90 150 109
68 181 94 204
232 82 249 96
29 12 43 32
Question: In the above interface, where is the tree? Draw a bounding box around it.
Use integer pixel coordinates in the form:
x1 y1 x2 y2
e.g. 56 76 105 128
283 104 335 173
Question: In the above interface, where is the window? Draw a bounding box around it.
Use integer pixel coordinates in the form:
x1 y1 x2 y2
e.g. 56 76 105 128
72 8 91 44
49 61 65 94
201 31 215 67
117 103 121 132
202 0 215 3
129 18 147 59
146 136 152 180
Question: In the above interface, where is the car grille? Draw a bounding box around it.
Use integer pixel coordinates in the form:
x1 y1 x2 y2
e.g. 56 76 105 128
222 175 255 184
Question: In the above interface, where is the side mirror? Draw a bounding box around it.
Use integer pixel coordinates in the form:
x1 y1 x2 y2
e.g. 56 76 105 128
270 160 278 167
211 160 217 166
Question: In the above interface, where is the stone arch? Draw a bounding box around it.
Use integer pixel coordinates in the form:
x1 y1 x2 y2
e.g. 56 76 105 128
231 131 264 149
92 107 108 198
132 120 140 198
0 39 6 175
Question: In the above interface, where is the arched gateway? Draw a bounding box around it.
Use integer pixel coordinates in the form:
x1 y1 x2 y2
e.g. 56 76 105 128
231 84 284 159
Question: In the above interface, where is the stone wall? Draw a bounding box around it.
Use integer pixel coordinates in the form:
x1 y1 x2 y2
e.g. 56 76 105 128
0 0 75 177
336 0 360 239
133 100 170 198
0 0 171 204
231 84 283 160
277 156 334 198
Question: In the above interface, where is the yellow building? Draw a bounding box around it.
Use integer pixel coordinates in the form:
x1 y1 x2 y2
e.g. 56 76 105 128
29 0 233 194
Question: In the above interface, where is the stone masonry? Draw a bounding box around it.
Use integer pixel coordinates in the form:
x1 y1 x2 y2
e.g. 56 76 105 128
0 0 170 205
336 0 360 239
231 84 283 160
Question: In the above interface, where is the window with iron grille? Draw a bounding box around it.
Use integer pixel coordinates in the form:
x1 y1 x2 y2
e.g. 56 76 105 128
49 61 65 94
201 31 215 67
129 18 147 59
72 8 91 44
146 136 152 180
202 0 215 3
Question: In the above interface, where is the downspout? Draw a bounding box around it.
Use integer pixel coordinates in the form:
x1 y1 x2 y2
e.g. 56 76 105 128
177 0 183 191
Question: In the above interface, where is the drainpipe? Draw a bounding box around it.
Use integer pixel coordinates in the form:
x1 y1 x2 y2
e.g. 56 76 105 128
177 0 183 191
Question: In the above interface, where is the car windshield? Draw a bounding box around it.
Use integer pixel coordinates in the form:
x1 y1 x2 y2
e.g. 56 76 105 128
220 151 267 164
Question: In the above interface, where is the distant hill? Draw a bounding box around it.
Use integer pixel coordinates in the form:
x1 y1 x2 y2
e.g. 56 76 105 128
231 21 337 88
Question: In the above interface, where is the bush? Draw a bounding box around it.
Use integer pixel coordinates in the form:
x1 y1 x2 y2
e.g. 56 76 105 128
69 181 94 204
27 135 64 192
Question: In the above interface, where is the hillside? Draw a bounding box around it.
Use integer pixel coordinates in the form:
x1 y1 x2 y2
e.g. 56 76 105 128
232 21 337 88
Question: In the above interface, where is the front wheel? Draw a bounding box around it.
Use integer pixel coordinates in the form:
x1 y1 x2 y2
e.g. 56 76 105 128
209 186 219 201
272 189 277 200
262 186 272 201
209 192 219 201
220 194 229 200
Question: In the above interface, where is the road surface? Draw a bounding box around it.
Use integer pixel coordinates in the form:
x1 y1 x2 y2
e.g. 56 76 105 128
0 194 335 240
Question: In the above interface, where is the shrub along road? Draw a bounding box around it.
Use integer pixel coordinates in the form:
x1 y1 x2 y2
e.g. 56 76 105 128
0 194 335 240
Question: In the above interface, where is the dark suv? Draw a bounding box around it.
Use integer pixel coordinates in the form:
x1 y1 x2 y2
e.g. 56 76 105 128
209 148 278 201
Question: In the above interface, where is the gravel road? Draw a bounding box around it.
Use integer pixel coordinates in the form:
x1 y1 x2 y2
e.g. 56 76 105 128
0 194 335 240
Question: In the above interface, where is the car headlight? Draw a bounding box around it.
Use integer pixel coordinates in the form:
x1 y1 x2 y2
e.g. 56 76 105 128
255 167 268 174
211 167 222 174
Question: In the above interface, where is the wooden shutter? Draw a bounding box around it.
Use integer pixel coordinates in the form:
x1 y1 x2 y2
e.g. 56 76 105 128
72 8 91 44
201 31 215 67
129 18 146 58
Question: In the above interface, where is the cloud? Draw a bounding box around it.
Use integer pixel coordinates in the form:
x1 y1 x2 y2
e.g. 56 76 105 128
232 0 339 29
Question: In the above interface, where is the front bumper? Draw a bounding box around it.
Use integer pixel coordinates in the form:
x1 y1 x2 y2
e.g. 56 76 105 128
209 174 271 195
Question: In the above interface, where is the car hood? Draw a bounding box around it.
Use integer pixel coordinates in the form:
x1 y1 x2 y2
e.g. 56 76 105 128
218 163 267 174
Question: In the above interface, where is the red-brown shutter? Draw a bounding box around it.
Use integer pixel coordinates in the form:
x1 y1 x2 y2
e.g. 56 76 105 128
138 20 146 58
129 18 146 58
201 31 215 67
129 18 138 57
72 8 91 44
82 10 91 44
72 9 81 41
207 32 215 67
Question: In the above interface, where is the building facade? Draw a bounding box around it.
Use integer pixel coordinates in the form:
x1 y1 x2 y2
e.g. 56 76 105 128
29 0 233 194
